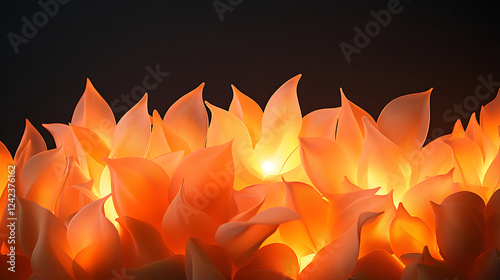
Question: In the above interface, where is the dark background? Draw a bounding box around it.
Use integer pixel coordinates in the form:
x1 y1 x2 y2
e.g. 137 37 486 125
0 0 499 154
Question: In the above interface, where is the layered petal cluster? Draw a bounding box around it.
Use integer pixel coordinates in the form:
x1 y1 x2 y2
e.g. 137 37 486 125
1 76 499 280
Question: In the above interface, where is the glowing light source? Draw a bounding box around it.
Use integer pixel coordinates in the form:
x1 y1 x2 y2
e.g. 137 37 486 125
261 160 276 176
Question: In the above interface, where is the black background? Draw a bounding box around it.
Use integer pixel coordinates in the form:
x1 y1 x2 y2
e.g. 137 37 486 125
1 0 499 154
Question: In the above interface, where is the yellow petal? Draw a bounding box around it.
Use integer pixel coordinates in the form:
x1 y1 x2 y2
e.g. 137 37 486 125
163 83 208 154
229 85 263 147
71 79 116 147
110 94 151 158
206 102 262 188
377 89 431 156
254 75 302 175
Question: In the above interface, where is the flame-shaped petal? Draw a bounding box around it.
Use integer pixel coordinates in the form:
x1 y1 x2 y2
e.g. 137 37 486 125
149 110 171 159
229 85 264 147
105 157 170 229
71 79 116 147
254 75 302 175
280 181 329 257
117 216 173 268
377 89 431 156
300 137 354 195
206 102 262 189
18 148 67 212
18 198 73 279
109 94 151 158
215 207 300 264
400 170 457 232
168 142 235 223
480 90 500 147
299 108 340 138
358 117 410 202
43 123 88 171
163 83 208 154
124 255 186 280
390 203 438 259
152 150 184 178
70 124 110 165
185 238 231 280
298 211 382 280
14 119 46 169
67 195 121 279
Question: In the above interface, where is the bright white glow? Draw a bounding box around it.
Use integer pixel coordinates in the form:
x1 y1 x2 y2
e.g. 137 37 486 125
261 161 275 176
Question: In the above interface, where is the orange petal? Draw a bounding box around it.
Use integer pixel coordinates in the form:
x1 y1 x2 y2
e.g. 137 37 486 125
483 144 500 197
254 75 302 175
0 141 12 201
234 243 299 280
480 90 500 147
109 94 151 158
215 207 300 264
358 117 410 202
14 119 46 168
444 136 484 187
54 158 92 222
185 238 231 280
280 181 329 256
300 137 354 195
116 216 173 268
465 113 498 167
168 141 235 223
431 191 488 269
470 249 500 280
149 110 171 158
335 90 376 166
206 102 262 189
229 85 264 147
298 211 382 280
43 123 88 170
70 124 111 165
400 170 457 232
409 137 454 185
377 89 431 156
18 148 67 212
163 83 208 154
350 250 404 280
152 150 184 178
390 203 438 259
299 108 340 138
67 195 121 279
105 157 170 229
161 186 219 254
17 198 74 279
71 79 116 147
